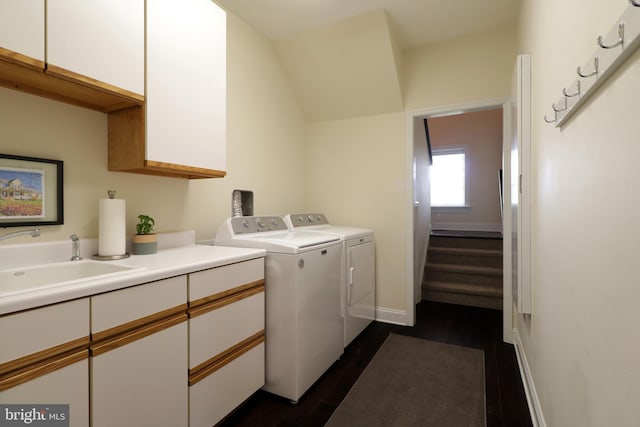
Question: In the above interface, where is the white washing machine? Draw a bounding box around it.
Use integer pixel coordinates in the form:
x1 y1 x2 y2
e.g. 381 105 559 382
284 213 375 347
214 216 343 402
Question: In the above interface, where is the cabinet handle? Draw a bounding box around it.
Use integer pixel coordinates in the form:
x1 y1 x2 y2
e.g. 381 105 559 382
91 313 187 357
0 349 88 392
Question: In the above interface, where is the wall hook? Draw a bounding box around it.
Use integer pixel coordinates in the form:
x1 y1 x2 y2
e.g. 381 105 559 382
597 23 624 49
562 81 581 98
544 114 557 124
630 0 640 7
577 56 599 78
552 99 567 112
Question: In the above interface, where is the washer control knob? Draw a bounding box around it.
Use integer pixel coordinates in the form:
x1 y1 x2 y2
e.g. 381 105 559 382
307 215 314 222
271 218 278 226
256 218 265 228
297 216 304 223
242 220 249 228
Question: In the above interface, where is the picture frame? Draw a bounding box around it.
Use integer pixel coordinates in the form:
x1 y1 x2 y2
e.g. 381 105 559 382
0 154 63 227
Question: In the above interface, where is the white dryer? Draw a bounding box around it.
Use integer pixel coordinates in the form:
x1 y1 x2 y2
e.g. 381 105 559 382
284 213 375 347
214 216 343 402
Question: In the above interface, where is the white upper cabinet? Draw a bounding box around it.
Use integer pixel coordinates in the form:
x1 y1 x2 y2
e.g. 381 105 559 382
146 0 227 173
47 0 144 96
0 0 44 64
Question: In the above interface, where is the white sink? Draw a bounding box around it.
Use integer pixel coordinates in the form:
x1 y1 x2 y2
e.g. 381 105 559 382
0 260 144 297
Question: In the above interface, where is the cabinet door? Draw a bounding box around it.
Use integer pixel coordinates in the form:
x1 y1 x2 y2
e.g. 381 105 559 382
0 0 44 65
0 359 89 427
0 299 89 427
91 323 188 427
47 0 144 95
147 0 226 172
90 277 187 427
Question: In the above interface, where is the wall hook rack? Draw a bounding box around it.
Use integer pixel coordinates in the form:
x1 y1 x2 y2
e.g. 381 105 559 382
545 1 640 127
577 56 599 78
552 99 567 112
597 22 625 49
563 80 581 97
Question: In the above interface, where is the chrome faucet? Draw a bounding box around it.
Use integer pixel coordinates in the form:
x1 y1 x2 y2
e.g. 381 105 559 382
0 228 41 242
70 234 83 261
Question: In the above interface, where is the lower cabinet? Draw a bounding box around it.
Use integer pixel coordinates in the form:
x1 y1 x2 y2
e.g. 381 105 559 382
0 256 265 427
91 323 188 427
90 276 188 427
188 258 266 427
189 341 264 427
0 298 90 427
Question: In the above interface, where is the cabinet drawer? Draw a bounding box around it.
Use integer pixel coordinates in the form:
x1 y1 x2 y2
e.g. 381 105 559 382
91 276 186 335
189 342 264 427
189 258 264 303
189 292 264 369
0 299 89 365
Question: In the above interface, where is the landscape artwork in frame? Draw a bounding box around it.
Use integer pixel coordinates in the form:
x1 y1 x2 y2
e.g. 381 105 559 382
0 154 63 227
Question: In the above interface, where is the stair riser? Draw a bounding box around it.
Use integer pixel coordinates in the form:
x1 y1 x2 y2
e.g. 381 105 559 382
422 289 503 310
429 236 502 251
427 253 503 268
426 271 503 287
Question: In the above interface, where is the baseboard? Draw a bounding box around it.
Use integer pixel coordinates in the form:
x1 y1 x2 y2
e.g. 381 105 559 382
431 222 502 232
375 307 411 326
513 328 546 427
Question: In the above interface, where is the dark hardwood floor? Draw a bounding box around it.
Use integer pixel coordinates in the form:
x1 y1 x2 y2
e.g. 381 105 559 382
220 301 533 427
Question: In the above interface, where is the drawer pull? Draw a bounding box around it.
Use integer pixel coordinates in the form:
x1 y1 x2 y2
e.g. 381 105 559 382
188 330 264 386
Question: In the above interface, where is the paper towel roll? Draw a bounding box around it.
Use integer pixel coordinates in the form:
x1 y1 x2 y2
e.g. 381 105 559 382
98 198 126 256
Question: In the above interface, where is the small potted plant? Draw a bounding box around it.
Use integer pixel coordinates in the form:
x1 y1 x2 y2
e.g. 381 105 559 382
132 214 157 255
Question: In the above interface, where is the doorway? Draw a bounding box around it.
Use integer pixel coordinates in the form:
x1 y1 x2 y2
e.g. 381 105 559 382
407 98 513 342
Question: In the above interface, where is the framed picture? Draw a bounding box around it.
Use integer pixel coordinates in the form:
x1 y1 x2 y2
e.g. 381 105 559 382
0 154 63 227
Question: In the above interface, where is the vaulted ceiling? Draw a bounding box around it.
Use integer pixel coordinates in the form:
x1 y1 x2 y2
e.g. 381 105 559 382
215 0 521 121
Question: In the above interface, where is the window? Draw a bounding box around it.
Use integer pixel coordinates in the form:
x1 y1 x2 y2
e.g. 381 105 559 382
430 147 467 207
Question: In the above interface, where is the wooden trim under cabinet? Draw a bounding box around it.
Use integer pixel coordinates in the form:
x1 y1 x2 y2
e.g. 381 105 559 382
108 106 227 179
91 313 187 357
0 336 89 378
0 49 143 113
0 342 89 392
91 304 188 357
188 331 265 386
188 280 265 316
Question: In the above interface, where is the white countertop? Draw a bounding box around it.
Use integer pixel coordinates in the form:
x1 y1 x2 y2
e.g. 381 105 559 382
0 232 265 315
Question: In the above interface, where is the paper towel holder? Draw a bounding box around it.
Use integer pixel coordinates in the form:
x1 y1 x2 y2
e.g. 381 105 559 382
92 190 131 261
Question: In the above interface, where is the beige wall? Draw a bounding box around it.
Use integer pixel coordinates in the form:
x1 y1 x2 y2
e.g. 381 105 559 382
0 12 306 246
404 23 517 110
516 0 640 425
305 112 408 317
303 25 516 319
428 108 503 231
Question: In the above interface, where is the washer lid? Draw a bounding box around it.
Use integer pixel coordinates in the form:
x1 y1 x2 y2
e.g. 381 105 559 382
215 217 341 253
284 213 373 239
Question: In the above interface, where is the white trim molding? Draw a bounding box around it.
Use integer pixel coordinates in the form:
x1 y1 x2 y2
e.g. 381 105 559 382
513 328 547 427
375 307 411 326
431 222 502 232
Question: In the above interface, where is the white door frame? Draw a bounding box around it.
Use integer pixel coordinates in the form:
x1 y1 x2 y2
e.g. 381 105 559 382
406 97 513 342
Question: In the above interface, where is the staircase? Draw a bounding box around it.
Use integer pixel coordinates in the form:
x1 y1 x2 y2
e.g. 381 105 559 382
422 232 503 310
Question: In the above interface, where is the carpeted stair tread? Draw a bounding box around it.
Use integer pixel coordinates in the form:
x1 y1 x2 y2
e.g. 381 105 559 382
424 280 502 298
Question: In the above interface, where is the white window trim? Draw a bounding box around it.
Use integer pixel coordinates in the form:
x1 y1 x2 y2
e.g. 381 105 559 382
431 144 471 208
